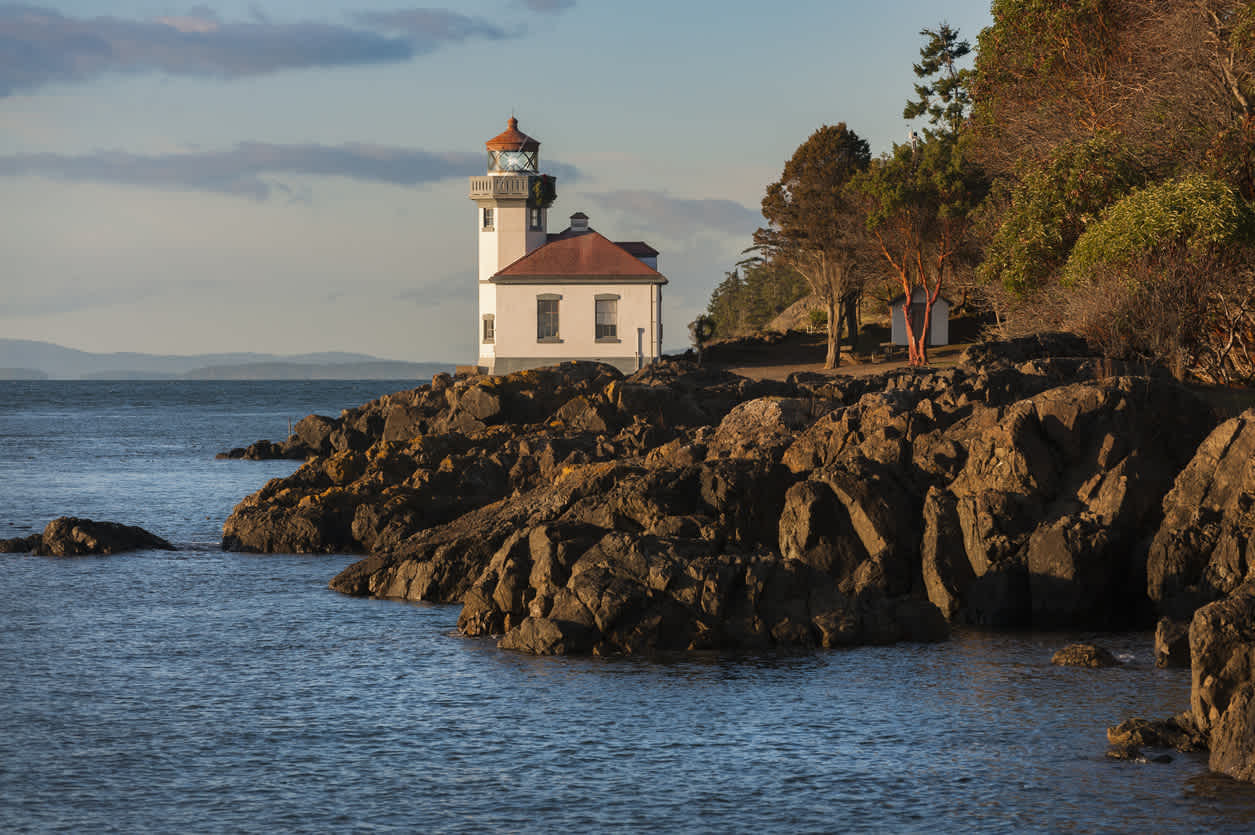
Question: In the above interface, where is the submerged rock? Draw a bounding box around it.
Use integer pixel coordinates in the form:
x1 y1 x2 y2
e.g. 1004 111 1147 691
0 533 42 553
1104 744 1173 763
1106 713 1206 752
3 517 177 556
1051 643 1121 668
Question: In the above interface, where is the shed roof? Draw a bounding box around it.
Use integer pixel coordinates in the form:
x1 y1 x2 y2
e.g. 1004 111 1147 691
888 288 954 306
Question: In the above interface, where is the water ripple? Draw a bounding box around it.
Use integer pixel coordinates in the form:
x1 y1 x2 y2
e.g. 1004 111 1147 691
1 382 1250 832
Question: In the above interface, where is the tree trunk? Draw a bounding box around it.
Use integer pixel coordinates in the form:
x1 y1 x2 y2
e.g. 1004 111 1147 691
843 293 859 353
825 296 840 368
901 299 920 365
918 296 933 365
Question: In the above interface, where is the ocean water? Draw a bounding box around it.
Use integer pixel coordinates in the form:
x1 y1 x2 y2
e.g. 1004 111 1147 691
2 380 1254 833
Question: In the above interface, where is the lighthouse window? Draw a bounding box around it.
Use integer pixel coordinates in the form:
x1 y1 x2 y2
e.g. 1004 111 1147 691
482 314 495 344
529 208 542 230
595 296 618 341
482 208 494 230
537 295 561 342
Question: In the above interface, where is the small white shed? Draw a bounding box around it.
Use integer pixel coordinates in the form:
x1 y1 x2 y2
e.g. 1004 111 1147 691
889 287 951 347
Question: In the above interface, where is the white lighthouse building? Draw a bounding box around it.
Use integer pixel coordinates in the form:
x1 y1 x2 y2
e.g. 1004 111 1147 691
468 117 667 375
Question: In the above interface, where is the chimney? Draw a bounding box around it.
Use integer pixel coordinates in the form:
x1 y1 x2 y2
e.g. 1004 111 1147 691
569 212 589 233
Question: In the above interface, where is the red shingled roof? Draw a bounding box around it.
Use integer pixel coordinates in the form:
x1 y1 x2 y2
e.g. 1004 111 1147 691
493 231 665 280
545 228 658 258
486 117 539 152
616 241 659 258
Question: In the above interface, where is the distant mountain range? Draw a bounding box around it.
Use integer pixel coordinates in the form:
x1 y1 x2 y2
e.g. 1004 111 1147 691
0 339 453 381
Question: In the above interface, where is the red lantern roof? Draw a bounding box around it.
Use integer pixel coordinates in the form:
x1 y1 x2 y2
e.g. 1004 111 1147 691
485 116 540 152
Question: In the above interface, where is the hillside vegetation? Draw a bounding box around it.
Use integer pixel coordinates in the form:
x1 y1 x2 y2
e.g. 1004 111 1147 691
704 1 1255 384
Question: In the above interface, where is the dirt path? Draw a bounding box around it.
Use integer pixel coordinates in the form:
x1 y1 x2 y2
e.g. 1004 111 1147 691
717 343 969 381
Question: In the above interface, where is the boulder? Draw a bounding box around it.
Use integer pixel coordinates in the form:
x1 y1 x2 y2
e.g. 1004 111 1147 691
964 562 1032 628
458 385 503 423
1051 643 1121 667
1119 582 1255 785
30 517 175 556
698 457 791 548
956 332 1096 373
1106 713 1205 751
293 414 338 456
919 487 974 621
1154 617 1191 668
0 533 42 553
1026 513 1124 628
373 405 424 445
550 395 616 434
1147 409 1255 620
498 616 595 655
1190 583 1255 781
214 438 308 461
707 397 823 462
941 377 1214 628
778 480 868 592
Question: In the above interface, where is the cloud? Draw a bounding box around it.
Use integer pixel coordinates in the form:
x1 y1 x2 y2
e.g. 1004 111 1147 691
0 5 510 96
519 0 576 12
587 190 761 238
0 142 585 198
0 143 478 198
354 9 510 42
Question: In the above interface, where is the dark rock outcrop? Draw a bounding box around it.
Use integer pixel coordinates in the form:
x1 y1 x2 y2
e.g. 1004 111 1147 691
1189 583 1255 782
2 517 176 556
1146 409 1255 620
1109 410 1255 785
1115 582 1255 784
218 337 1234 657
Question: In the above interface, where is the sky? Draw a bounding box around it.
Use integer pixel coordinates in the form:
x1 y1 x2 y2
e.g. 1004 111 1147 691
0 0 994 362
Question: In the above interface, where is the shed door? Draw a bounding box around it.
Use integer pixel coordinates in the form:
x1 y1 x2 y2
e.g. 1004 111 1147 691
909 302 930 345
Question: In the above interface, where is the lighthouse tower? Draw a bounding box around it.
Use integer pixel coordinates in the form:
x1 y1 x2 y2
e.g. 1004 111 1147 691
468 117 556 370
467 116 666 376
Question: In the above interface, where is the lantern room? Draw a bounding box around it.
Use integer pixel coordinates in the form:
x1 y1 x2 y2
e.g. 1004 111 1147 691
486 116 540 173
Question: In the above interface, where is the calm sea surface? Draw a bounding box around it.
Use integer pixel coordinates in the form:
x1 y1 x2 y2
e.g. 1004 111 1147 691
2 380 1254 833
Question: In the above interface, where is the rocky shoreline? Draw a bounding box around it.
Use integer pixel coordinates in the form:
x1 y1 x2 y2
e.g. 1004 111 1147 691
218 334 1255 782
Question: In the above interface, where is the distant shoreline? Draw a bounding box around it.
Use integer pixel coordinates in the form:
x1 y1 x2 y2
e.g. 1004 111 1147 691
0 338 452 381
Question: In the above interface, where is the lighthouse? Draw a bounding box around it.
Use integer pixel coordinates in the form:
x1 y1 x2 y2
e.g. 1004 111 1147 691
469 117 666 375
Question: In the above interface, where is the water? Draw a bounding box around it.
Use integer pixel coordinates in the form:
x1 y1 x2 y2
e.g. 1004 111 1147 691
2 380 1254 833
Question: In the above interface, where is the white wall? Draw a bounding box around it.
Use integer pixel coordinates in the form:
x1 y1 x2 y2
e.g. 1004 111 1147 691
477 281 497 365
889 287 950 346
473 182 549 366
930 300 949 346
492 281 662 372
476 200 542 282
